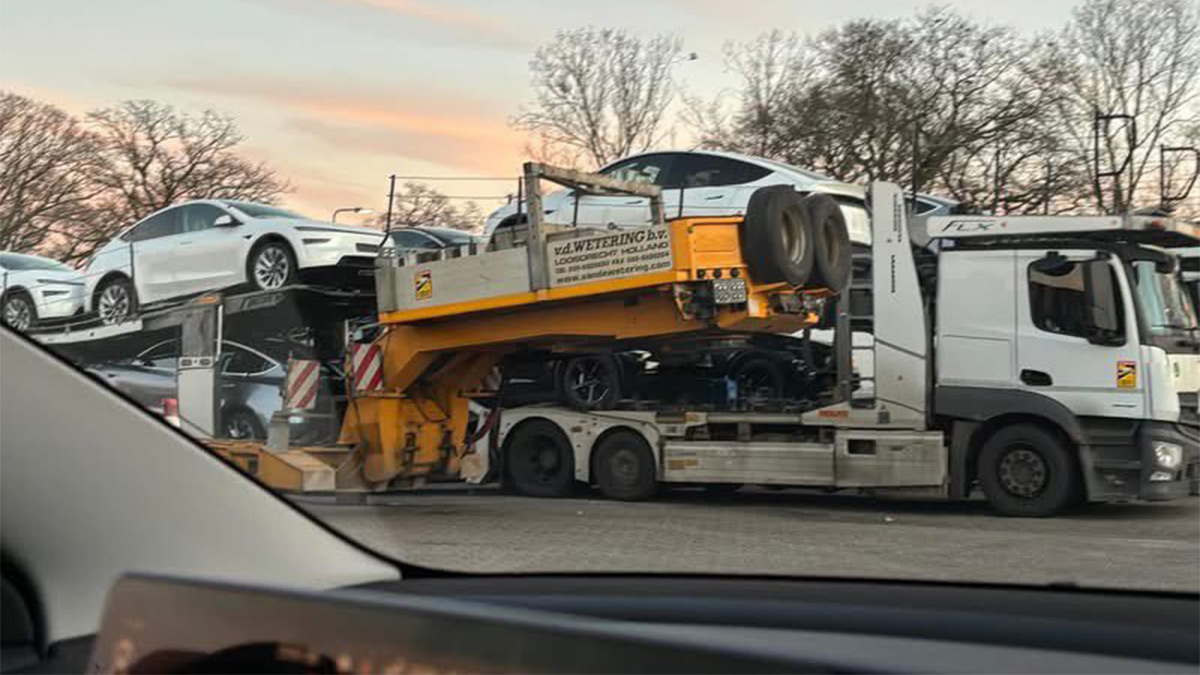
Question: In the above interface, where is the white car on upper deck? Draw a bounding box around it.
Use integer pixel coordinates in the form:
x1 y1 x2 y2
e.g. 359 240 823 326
483 149 955 246
83 200 386 324
0 252 86 332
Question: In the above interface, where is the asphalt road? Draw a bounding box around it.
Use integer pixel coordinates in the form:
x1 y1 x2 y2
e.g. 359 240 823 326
302 488 1200 592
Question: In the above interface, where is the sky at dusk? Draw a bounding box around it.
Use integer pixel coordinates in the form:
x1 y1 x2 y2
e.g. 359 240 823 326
1 0 1082 224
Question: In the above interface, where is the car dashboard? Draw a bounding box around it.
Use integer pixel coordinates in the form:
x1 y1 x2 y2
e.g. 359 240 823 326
61 574 1200 674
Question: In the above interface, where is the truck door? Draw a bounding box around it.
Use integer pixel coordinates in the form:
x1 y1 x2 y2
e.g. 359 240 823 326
1016 250 1146 419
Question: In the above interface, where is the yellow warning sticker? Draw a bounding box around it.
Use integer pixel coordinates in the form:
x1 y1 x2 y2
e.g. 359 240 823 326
415 271 432 300
1117 360 1137 388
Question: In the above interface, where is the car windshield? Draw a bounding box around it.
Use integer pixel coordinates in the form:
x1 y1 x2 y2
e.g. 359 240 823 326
0 253 74 272
1134 260 1200 331
223 201 309 220
3 0 1198 599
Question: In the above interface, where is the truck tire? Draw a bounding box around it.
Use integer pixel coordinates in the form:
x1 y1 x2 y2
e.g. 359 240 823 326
741 186 814 286
593 430 658 501
801 193 852 292
978 424 1080 517
505 419 576 497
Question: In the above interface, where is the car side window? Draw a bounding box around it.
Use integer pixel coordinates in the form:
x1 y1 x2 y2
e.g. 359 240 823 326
673 155 772 188
127 208 182 242
1028 260 1123 341
222 346 274 375
601 154 677 188
180 204 229 233
392 230 440 249
137 341 179 370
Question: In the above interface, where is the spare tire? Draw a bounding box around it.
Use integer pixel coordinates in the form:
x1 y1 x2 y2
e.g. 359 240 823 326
741 186 814 286
802 193 852 292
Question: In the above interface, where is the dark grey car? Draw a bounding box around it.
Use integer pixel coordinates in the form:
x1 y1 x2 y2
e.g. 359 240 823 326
88 339 343 443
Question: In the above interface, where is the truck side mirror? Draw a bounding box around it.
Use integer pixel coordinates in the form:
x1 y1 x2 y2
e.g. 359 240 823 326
1082 259 1124 346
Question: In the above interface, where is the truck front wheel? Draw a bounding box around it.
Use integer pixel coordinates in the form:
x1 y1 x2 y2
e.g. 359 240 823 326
978 424 1080 517
593 430 658 501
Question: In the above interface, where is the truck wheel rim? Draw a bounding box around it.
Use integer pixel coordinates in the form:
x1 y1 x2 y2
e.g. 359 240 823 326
566 359 611 405
516 435 563 484
780 209 806 264
99 285 130 324
609 447 640 484
999 447 1047 498
254 247 289 289
3 297 32 331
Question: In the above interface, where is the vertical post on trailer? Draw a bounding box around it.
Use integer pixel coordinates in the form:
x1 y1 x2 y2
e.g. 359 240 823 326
524 162 549 291
177 295 221 439
384 174 397 233
834 291 853 404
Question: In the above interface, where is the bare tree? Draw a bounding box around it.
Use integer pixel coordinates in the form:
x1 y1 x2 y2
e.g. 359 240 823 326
692 10 1082 214
1037 0 1200 211
372 182 484 232
0 92 108 262
88 100 290 228
513 28 685 168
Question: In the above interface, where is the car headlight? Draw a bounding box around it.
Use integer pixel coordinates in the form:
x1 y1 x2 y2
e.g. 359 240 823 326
1153 442 1182 470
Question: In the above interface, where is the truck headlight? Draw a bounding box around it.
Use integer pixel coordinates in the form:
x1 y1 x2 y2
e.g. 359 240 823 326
1153 442 1182 470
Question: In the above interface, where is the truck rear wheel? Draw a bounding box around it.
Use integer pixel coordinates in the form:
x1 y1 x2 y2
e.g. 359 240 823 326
741 186 814 286
978 424 1080 517
593 430 657 501
505 419 576 497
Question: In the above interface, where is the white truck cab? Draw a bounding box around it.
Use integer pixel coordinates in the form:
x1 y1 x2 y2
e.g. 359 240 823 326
928 214 1200 504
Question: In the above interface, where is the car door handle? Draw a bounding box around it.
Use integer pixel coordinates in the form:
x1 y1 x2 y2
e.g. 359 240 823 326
178 240 193 246
1020 369 1053 386
704 194 725 200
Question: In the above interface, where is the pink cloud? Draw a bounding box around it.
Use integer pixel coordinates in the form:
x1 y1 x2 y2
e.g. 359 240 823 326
327 0 532 49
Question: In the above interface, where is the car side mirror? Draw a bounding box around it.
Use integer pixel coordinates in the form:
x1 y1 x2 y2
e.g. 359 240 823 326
213 215 239 227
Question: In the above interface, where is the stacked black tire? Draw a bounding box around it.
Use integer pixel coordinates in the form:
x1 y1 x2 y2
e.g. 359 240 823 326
741 186 852 293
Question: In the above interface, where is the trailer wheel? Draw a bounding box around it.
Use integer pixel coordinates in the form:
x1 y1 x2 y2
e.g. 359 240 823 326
505 419 576 497
741 186 814 286
801 193 852 292
978 424 1080 517
594 430 657 501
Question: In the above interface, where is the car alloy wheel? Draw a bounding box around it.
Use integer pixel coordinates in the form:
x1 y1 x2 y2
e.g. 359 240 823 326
566 359 611 407
253 245 291 290
225 414 260 440
2 294 34 332
98 283 133 325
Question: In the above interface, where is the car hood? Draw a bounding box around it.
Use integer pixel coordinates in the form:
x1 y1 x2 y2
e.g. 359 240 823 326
8 268 83 284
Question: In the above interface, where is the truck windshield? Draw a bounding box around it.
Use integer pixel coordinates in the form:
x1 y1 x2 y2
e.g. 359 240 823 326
1133 260 1199 331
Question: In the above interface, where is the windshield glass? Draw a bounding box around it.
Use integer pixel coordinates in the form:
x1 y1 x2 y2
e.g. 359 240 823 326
0 253 75 272
1133 260 1200 331
3 0 1198 598
223 201 308 220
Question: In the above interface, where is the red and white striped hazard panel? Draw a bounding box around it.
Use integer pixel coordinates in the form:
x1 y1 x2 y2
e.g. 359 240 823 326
284 359 321 410
348 342 384 392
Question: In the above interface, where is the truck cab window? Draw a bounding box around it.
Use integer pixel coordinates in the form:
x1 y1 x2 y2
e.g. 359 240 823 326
1029 258 1124 342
